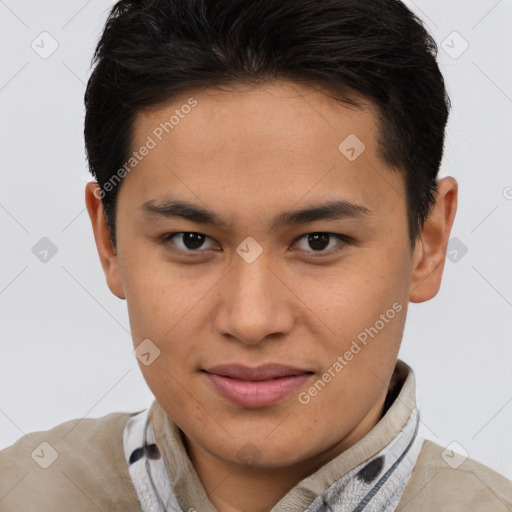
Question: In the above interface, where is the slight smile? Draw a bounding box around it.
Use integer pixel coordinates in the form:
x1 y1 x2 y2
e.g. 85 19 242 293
202 364 315 408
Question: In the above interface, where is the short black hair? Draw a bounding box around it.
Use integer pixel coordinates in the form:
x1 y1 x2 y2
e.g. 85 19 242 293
84 0 450 248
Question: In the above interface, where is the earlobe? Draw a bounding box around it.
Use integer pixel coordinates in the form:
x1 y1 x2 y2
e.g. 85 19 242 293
85 182 126 300
409 177 458 303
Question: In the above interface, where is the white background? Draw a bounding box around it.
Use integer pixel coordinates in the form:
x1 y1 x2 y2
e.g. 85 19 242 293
1 0 511 481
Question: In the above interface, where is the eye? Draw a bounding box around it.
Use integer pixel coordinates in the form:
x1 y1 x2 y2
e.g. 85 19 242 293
160 232 220 253
159 231 352 257
292 232 351 255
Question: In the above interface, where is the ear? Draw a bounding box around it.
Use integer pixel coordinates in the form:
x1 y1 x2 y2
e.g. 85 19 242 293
409 176 458 303
85 182 126 299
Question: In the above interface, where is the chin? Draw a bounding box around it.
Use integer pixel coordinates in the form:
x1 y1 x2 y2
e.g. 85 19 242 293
211 434 317 469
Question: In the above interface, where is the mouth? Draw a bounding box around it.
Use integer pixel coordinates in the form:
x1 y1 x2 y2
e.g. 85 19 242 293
201 364 314 408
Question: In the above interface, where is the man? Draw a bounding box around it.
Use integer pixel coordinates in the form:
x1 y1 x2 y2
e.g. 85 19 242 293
1 0 511 510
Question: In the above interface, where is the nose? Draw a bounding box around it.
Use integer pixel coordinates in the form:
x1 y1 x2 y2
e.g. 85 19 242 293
214 253 296 346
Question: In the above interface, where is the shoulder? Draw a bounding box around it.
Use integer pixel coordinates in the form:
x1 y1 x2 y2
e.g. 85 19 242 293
0 410 143 512
399 439 512 511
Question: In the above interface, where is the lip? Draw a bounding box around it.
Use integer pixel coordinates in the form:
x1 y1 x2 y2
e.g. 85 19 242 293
202 364 314 408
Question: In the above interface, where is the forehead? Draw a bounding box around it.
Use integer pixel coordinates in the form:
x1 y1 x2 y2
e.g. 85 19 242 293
121 80 405 224
135 80 380 160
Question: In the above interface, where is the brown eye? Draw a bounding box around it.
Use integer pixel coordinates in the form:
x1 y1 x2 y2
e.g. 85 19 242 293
306 233 330 251
161 232 219 253
180 232 206 250
293 232 350 255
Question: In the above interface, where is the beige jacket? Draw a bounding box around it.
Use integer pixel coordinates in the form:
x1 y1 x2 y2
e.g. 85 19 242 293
1 360 511 511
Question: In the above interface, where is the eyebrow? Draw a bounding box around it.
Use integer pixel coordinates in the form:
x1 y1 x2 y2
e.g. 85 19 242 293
138 198 370 231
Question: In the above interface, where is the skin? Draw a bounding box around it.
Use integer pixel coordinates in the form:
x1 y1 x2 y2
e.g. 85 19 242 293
85 80 457 512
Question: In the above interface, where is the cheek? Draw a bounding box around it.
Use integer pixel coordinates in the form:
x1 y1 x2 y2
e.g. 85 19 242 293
120 253 198 339
300 251 410 347
122 267 168 342
122 260 218 381
123 269 206 422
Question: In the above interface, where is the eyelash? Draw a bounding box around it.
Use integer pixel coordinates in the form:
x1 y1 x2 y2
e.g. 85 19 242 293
158 232 353 258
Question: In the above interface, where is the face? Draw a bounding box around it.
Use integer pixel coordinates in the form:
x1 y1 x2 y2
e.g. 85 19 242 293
90 80 427 471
